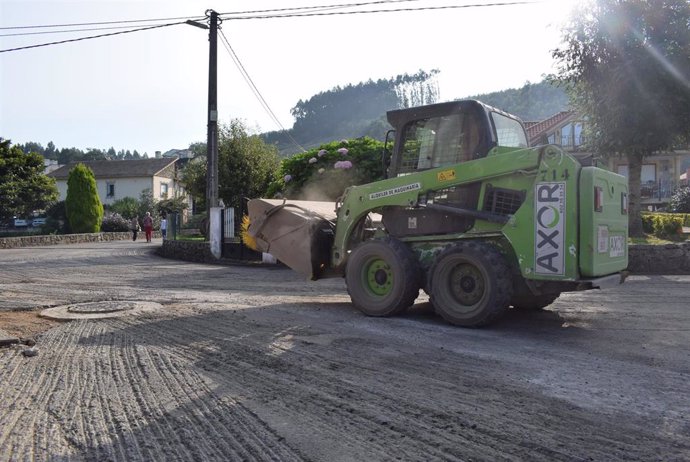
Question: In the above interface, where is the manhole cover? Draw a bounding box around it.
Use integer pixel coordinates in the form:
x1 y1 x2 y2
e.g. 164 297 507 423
40 301 163 320
67 301 137 314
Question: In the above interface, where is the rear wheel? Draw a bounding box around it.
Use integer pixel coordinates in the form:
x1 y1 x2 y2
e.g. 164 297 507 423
345 237 421 317
429 241 512 327
511 293 560 310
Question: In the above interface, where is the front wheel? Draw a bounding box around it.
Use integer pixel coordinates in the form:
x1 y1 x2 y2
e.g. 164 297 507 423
429 241 513 327
345 237 421 317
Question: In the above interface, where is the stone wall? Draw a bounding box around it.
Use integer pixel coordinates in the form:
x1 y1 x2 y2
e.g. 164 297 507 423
0 231 159 249
627 242 690 275
157 240 215 263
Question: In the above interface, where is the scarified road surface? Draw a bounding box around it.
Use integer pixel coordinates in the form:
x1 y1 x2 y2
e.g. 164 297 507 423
1 240 689 461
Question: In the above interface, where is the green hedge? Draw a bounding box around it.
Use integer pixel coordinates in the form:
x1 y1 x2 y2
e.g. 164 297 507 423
641 212 690 239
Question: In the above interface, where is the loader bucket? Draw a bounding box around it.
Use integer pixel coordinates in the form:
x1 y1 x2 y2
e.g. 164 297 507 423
246 199 337 280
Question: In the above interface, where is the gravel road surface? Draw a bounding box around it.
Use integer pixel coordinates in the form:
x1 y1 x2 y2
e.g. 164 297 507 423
1 240 689 461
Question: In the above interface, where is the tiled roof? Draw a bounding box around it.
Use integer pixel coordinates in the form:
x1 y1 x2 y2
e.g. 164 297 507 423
525 111 575 145
48 158 177 180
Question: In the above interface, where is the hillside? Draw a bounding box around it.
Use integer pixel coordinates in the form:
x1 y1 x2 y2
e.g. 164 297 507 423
262 79 570 156
462 80 570 121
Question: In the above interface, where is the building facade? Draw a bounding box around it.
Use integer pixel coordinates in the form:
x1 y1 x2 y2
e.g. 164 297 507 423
525 111 690 210
48 158 185 206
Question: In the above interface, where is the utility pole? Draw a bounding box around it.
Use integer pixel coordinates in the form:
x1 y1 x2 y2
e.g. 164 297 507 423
206 9 219 210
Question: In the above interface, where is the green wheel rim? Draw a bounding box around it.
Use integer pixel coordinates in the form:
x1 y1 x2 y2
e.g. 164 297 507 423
449 263 485 306
364 257 393 296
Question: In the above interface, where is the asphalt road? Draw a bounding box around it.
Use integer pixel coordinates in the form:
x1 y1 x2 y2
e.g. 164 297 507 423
0 240 689 461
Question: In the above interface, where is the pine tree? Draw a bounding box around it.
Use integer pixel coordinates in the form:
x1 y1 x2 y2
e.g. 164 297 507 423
65 163 103 233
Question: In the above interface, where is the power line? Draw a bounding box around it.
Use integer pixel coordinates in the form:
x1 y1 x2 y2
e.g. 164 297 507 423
0 23 183 38
0 22 185 53
218 0 423 17
218 29 307 152
0 15 206 30
0 2 538 53
220 1 538 20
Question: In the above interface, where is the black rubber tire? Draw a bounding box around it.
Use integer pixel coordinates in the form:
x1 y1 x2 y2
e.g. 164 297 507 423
511 293 560 310
429 241 513 327
345 237 421 317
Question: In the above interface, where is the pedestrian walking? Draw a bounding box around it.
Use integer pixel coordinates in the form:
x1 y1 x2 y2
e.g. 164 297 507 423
130 216 140 241
160 215 167 240
143 212 154 243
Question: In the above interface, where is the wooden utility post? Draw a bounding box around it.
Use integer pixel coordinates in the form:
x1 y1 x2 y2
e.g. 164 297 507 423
206 9 219 210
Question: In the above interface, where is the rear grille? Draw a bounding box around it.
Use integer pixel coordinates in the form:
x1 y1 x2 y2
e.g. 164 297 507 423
484 186 525 216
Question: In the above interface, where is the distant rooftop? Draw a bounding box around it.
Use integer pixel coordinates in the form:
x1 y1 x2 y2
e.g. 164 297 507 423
47 158 177 180
525 111 575 146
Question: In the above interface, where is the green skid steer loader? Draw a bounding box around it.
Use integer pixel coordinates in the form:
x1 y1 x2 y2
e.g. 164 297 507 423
247 100 629 327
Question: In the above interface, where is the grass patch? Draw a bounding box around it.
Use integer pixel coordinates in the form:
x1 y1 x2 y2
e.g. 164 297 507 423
175 235 205 242
629 234 688 245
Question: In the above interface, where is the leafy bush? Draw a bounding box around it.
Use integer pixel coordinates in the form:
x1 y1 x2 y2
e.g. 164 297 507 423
669 186 690 213
640 212 687 239
101 213 131 232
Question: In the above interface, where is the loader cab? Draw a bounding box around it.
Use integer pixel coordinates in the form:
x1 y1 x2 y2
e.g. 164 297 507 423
385 100 528 177
380 100 529 238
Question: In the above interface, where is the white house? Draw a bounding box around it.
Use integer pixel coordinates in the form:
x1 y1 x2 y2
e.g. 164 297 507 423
48 158 184 206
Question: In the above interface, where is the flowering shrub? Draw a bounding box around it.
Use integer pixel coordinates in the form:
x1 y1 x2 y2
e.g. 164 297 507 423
272 137 385 201
100 213 131 232
334 160 353 169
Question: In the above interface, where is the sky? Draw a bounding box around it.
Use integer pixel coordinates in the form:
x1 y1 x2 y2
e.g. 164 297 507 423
0 0 578 157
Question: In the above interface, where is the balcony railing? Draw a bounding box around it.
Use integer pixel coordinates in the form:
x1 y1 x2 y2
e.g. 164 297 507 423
640 179 682 202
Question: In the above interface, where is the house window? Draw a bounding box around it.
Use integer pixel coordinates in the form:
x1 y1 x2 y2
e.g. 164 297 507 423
160 182 169 198
616 164 657 182
574 122 584 146
106 183 115 198
561 123 572 146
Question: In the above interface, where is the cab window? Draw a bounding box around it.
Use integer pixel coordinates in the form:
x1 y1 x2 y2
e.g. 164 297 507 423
398 112 480 175
491 112 527 148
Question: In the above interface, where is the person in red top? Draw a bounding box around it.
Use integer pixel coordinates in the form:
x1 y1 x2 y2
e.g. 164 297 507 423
143 212 154 243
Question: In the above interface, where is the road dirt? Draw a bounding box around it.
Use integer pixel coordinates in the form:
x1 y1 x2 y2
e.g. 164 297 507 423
1 240 689 461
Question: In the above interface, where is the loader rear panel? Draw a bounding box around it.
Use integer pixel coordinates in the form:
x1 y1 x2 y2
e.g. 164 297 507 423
578 167 629 277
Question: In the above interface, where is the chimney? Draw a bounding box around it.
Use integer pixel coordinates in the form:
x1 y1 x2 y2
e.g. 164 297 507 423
155 151 162 158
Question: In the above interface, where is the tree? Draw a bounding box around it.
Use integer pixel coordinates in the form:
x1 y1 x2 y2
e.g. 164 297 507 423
552 0 690 236
218 120 280 210
156 196 188 216
137 189 157 222
0 138 58 222
17 141 45 157
65 163 103 233
182 119 280 211
45 141 57 160
181 157 208 210
109 197 139 219
189 142 207 158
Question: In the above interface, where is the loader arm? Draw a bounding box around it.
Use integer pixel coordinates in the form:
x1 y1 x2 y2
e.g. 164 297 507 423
331 146 544 268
